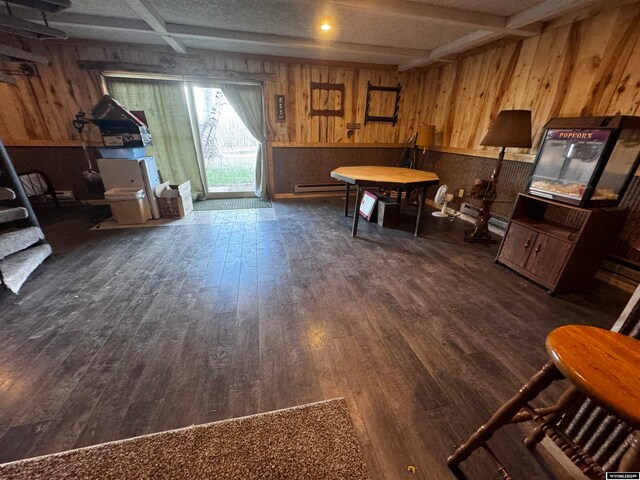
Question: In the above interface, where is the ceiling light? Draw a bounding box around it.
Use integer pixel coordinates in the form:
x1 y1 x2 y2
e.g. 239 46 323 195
320 23 332 31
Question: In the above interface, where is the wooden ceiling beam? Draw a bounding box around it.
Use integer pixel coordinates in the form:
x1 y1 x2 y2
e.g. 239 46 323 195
4 0 69 14
506 0 600 28
0 42 48 63
300 0 542 37
32 13 432 59
399 31 503 70
0 13 67 39
0 71 17 85
398 0 601 71
123 0 187 54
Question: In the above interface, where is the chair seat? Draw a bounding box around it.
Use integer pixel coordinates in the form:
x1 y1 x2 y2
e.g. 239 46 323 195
546 325 640 428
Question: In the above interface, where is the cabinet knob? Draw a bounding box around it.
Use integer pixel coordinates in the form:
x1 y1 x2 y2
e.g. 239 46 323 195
534 244 542 254
524 240 531 250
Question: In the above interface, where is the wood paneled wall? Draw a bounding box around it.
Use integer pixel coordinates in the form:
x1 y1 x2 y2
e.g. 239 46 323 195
0 38 431 147
420 2 640 156
0 2 639 156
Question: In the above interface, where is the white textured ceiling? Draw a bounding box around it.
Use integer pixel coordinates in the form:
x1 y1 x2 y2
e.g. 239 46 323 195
147 0 472 50
9 0 585 67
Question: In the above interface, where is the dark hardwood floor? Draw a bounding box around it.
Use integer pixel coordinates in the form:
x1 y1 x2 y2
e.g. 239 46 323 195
0 198 629 479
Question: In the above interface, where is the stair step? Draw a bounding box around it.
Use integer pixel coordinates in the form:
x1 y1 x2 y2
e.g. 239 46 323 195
0 206 28 224
0 188 15 201
0 243 52 294
0 227 44 260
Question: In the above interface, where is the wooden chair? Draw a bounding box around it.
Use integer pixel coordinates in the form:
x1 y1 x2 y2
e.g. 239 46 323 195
447 325 640 479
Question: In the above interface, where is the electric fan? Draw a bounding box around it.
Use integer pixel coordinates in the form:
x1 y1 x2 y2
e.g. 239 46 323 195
432 185 454 217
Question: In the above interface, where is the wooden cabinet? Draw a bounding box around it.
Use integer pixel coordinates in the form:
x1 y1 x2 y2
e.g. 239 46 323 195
500 223 536 269
524 234 573 284
496 194 628 294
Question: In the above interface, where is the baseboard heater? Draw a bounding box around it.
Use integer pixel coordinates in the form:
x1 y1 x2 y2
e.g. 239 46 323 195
460 202 509 230
294 183 346 193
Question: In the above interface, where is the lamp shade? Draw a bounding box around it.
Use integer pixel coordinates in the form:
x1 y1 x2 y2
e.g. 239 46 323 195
480 110 532 148
416 125 436 148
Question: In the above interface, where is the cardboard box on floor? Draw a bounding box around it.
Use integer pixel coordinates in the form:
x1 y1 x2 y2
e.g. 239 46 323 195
156 181 193 217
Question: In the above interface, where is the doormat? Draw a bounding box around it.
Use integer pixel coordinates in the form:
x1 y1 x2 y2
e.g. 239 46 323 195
193 197 272 211
0 398 369 480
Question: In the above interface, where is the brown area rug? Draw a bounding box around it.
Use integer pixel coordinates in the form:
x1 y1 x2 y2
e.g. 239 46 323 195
0 398 369 480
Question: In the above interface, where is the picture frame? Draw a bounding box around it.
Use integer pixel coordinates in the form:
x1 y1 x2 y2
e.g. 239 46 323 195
310 82 345 117
359 190 378 221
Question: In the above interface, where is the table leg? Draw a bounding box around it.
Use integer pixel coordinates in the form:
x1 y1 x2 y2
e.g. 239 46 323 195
344 182 350 217
415 187 425 237
397 188 402 209
351 186 361 237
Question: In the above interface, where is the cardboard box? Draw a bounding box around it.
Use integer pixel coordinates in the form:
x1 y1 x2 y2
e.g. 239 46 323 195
156 181 193 218
100 128 152 148
377 197 400 227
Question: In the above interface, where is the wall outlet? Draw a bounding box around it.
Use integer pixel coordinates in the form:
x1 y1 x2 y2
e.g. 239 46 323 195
458 188 465 198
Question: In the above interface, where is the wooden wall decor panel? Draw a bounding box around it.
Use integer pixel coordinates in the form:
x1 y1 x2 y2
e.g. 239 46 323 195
309 82 345 117
364 82 401 126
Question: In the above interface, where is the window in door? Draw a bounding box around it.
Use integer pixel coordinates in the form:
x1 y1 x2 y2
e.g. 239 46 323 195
191 86 259 195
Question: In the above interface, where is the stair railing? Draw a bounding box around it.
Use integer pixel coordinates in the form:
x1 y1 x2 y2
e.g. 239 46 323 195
0 138 40 229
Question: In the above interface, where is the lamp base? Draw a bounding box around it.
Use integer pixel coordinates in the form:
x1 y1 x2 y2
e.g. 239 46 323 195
464 228 496 244
463 196 497 244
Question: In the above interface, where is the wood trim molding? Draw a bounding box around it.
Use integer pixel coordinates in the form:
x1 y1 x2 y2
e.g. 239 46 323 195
266 141 275 198
78 60 276 83
270 142 537 163
429 145 536 163
51 37 400 70
2 140 103 147
271 142 405 148
273 192 347 199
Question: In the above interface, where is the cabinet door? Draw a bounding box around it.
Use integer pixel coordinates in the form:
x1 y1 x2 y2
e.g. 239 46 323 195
500 223 537 268
525 234 573 284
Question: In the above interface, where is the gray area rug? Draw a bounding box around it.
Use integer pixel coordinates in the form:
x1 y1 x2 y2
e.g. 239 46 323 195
0 398 369 480
194 198 272 211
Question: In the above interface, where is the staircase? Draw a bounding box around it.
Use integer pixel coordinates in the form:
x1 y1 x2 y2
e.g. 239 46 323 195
0 139 51 294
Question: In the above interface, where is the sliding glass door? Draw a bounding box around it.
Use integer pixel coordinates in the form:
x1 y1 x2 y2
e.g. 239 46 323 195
107 76 267 200
191 86 259 197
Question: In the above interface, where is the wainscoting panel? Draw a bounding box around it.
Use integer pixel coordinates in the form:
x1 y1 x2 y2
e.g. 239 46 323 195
272 147 404 194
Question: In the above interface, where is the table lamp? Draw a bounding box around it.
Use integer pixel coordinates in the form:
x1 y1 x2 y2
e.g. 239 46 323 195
464 110 532 243
480 110 532 196
416 125 436 153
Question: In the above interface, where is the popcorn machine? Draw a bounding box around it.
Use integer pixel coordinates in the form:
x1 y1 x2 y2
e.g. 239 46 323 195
527 116 640 207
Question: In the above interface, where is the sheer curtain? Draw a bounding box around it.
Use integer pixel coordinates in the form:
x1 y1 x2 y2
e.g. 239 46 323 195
107 77 207 199
219 84 268 198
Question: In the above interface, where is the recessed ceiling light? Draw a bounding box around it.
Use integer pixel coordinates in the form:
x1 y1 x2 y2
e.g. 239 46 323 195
320 23 332 31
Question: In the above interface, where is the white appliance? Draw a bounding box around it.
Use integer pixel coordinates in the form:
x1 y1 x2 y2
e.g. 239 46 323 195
432 184 454 218
97 156 161 219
